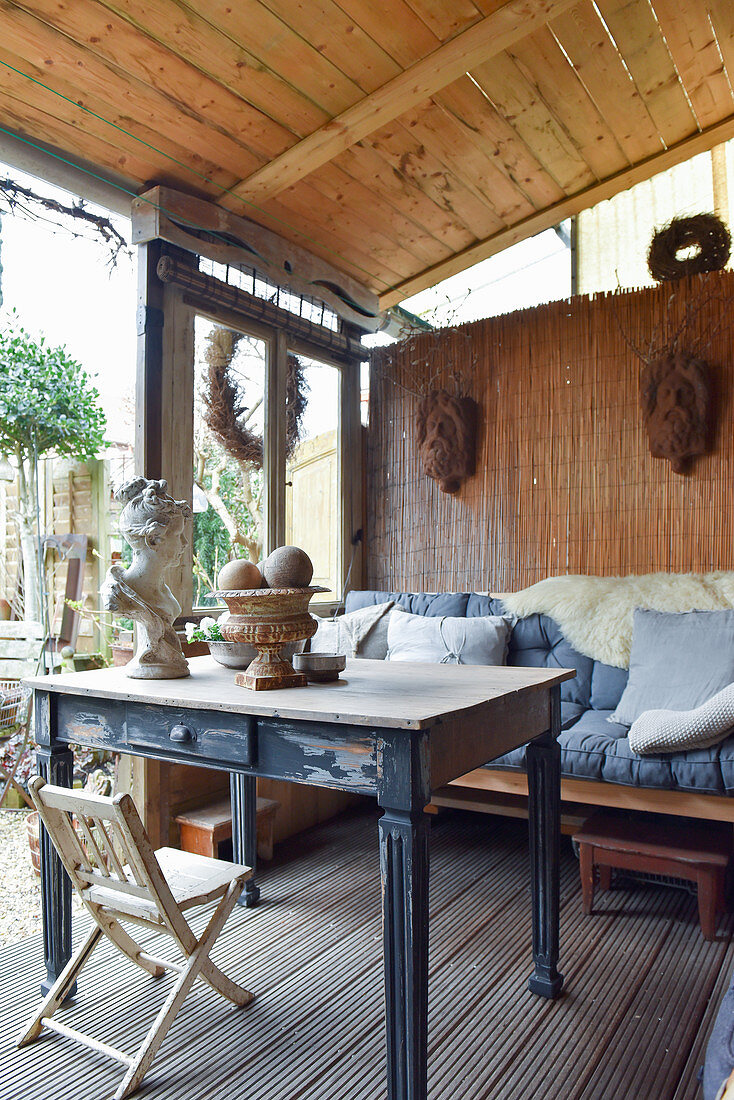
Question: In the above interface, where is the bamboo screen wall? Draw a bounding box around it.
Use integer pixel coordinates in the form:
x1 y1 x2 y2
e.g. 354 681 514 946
366 272 734 593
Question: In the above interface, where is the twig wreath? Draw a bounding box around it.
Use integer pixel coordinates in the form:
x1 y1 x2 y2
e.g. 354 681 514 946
648 214 731 282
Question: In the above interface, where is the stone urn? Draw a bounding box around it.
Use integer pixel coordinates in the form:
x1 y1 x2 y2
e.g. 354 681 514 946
213 587 327 690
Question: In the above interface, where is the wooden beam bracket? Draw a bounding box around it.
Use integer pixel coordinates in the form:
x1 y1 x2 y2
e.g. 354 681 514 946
132 186 384 333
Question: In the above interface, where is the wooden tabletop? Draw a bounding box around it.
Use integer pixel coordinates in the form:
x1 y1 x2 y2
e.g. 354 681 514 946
25 656 575 731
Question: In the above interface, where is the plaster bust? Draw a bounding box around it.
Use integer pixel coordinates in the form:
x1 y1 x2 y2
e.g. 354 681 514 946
101 477 191 678
640 351 712 474
417 389 478 494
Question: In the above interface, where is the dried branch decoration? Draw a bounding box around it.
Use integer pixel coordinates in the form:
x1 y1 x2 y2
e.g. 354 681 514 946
648 214 731 282
0 176 130 268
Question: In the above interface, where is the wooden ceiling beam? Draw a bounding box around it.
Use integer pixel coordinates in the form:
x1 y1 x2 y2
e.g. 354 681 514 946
226 0 580 206
378 112 734 307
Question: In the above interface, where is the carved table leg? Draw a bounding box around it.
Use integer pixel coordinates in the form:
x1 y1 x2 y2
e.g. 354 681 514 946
378 733 431 1100
526 684 564 999
230 772 260 907
35 741 75 997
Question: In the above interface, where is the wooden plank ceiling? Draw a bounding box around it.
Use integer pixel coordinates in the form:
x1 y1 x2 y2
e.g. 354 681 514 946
1 0 733 307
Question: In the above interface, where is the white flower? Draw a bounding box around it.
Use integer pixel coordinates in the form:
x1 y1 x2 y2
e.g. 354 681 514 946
200 617 217 635
184 622 197 642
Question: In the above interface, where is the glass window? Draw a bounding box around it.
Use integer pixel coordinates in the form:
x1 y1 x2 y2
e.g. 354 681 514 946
285 354 342 603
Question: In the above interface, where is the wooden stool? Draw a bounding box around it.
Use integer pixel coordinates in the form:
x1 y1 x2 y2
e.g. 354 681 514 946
572 811 731 940
176 796 279 861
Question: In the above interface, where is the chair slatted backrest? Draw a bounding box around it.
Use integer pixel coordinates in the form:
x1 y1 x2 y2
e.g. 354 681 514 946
29 778 189 938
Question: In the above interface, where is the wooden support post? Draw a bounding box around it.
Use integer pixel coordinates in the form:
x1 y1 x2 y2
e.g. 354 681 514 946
378 731 431 1100
526 684 563 999
131 242 195 847
264 330 288 555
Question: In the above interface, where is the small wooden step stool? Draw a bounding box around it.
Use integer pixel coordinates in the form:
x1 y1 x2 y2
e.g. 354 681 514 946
573 810 732 940
176 796 279 862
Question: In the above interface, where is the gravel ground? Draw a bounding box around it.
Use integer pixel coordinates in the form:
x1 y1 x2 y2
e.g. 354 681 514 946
0 809 42 945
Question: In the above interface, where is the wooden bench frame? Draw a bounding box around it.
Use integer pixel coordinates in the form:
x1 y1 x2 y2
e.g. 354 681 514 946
432 767 734 830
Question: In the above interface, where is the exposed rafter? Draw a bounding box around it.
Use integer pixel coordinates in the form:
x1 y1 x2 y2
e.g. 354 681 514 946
378 113 734 309
224 0 579 207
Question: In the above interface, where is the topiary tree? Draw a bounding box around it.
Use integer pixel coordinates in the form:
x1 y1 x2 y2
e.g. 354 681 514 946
0 315 106 622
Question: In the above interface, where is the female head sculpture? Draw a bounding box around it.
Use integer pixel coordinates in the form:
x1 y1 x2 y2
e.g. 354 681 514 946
101 477 192 678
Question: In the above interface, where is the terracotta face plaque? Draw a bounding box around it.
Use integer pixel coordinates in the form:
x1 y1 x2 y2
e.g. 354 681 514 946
416 389 478 494
640 350 712 474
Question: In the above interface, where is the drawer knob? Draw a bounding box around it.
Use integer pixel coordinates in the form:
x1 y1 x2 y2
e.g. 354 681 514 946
169 724 195 743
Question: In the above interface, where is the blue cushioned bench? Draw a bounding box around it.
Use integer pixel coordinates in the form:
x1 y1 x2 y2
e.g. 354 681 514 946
345 590 734 826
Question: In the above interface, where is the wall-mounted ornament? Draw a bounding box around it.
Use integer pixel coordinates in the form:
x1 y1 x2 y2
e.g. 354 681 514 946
417 388 478 494
648 214 731 282
617 277 726 476
640 350 712 474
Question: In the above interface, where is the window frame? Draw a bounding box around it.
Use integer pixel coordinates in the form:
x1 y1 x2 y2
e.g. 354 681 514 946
186 294 362 616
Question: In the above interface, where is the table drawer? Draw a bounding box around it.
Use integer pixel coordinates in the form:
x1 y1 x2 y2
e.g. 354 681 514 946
125 703 256 767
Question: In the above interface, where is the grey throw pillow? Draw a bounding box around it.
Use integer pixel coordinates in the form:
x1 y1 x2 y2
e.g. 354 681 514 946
310 600 399 659
610 608 734 727
629 682 734 755
386 612 511 666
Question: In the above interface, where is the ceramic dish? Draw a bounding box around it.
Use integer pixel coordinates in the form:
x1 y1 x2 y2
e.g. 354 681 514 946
292 652 346 682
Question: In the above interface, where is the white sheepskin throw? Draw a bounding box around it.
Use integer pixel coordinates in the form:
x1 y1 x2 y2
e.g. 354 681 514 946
501 572 734 669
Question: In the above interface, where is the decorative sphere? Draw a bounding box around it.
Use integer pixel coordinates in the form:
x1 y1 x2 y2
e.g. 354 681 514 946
261 545 314 588
217 558 263 591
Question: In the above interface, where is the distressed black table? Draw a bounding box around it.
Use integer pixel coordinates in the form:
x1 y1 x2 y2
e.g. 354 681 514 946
28 656 573 1100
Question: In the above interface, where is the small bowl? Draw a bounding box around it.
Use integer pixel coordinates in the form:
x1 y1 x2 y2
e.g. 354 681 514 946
293 652 346 683
208 640 305 670
208 641 258 669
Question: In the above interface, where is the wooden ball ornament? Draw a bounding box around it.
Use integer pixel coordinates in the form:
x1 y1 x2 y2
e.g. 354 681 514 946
216 558 263 591
261 545 314 588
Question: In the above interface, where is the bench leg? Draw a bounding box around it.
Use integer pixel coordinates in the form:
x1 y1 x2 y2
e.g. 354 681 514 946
598 864 612 892
578 844 595 914
697 869 721 941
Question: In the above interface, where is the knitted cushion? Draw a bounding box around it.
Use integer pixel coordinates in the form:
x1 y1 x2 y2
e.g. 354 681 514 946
629 682 734 755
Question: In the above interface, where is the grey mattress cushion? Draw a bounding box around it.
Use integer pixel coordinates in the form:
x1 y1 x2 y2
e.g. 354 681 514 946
504 611 593 708
491 708 734 795
590 662 628 711
345 593 594 707
610 608 734 727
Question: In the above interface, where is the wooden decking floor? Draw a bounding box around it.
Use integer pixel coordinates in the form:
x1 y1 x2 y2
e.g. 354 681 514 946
0 807 732 1100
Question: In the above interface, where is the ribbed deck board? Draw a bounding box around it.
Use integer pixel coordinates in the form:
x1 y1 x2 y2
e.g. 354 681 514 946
1 807 732 1100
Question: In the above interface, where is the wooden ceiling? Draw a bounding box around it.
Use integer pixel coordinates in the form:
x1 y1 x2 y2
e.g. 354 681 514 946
1 0 734 308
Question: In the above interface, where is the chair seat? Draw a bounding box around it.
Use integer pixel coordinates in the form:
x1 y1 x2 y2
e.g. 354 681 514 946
87 847 252 917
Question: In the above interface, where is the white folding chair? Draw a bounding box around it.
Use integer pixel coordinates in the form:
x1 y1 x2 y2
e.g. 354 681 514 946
18 776 254 1099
